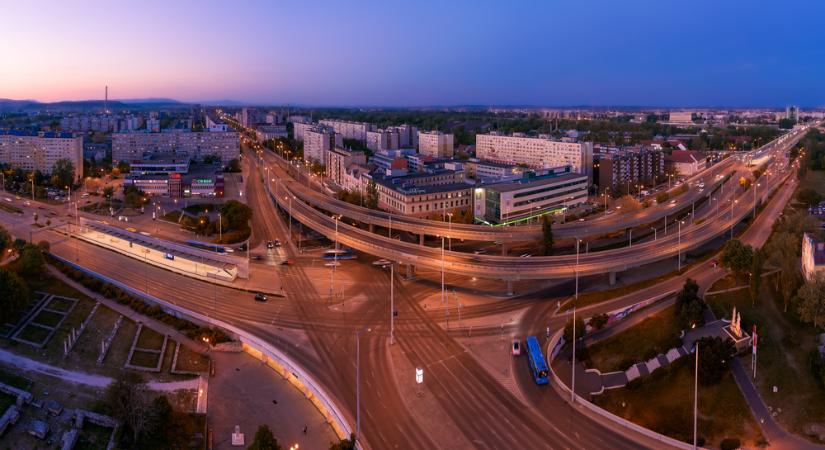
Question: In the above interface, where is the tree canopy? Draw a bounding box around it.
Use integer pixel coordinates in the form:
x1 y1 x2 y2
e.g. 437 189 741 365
696 336 735 385
797 274 825 328
0 268 30 324
541 216 553 255
720 239 754 279
248 424 282 450
50 158 75 188
674 278 706 329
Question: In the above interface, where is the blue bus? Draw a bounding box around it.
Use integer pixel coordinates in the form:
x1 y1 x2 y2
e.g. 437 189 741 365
525 336 549 385
185 240 226 253
321 248 356 260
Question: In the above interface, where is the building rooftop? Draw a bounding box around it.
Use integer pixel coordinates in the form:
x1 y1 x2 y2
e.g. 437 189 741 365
484 171 586 193
0 129 75 138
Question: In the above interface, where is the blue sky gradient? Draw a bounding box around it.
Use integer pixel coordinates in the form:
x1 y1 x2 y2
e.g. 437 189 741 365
1 0 823 107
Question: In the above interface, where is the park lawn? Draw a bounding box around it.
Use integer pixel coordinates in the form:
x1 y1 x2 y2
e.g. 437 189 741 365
0 368 32 390
130 350 160 368
706 274 744 293
586 305 682 373
16 324 51 344
75 422 114 450
136 326 165 351
47 296 76 313
103 318 137 367
595 357 764 448
175 345 210 373
797 169 825 197
706 282 825 442
31 309 65 328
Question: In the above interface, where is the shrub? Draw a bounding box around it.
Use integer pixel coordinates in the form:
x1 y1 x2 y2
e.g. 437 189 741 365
720 438 741 450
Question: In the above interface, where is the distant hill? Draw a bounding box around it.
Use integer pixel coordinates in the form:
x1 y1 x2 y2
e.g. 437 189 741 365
0 98 188 112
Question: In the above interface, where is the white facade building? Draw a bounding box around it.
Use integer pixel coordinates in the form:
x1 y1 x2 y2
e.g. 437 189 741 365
475 132 593 178
112 130 239 165
0 131 83 182
418 131 454 158
319 120 374 142
802 232 825 281
304 127 342 164
292 122 314 142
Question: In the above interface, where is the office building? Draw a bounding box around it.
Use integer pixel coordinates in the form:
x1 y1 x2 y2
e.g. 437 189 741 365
319 120 375 142
0 130 83 182
372 170 473 218
112 130 239 165
464 158 527 182
473 166 588 225
665 150 706 176
326 147 367 187
475 132 593 179
786 105 799 123
418 131 454 158
304 126 342 164
596 148 664 194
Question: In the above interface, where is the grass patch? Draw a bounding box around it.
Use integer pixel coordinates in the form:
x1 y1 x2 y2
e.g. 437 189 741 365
129 350 160 368
183 203 221 214
706 281 825 441
75 422 114 450
0 368 32 390
162 210 183 222
595 357 764 448
175 345 210 373
586 305 682 373
16 324 51 344
105 319 138 367
47 296 76 313
797 169 825 197
31 310 65 328
706 274 744 293
135 327 165 351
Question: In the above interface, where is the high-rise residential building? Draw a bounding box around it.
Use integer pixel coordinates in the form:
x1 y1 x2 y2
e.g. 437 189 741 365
147 117 161 133
366 129 400 153
418 131 454 158
786 105 799 123
239 107 265 127
112 130 239 165
475 132 593 179
304 126 342 164
292 122 314 142
319 120 375 142
0 130 83 182
390 124 418 147
596 148 664 194
325 147 366 187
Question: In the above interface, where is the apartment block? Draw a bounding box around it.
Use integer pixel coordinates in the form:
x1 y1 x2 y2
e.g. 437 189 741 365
304 127 342 164
366 129 400 153
0 130 83 182
475 132 593 179
319 120 375 142
112 130 239 165
418 131 454 158
325 147 366 187
292 122 314 142
596 148 664 194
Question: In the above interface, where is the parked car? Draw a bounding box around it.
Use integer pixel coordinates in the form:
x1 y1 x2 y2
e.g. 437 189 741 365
267 241 275 249
281 259 292 266
254 293 268 302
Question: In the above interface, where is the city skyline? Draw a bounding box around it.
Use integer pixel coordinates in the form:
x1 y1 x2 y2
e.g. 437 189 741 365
2 0 825 108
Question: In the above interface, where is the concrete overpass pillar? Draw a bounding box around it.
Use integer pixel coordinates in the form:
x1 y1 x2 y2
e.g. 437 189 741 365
405 264 415 279
419 233 425 246
608 271 617 286
505 280 514 296
679 253 686 263
501 243 509 256
368 223 374 233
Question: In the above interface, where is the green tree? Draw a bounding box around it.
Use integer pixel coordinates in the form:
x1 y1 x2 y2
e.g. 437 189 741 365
749 248 765 304
51 158 75 188
0 225 11 255
17 243 45 278
766 232 803 311
329 434 357 450
220 200 253 230
365 180 379 210
589 313 609 330
720 239 754 279
0 268 30 324
116 161 131 174
103 186 115 199
695 336 735 385
541 216 554 255
563 315 586 342
674 278 706 329
248 424 282 450
797 188 822 207
104 371 150 446
655 191 670 204
225 158 242 173
796 274 825 328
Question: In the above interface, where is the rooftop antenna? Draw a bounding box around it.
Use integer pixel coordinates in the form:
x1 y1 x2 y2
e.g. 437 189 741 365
104 85 109 114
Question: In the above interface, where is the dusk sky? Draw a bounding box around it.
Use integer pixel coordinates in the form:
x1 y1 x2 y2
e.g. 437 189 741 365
2 0 824 107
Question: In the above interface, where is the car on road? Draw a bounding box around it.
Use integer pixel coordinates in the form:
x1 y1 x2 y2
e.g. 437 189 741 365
512 338 521 356
273 239 281 247
324 261 341 267
238 243 248 251
520 253 532 258
3 197 11 202
254 293 268 302
280 259 292 265
710 259 719 268
473 248 488 255
23 201 30 206
372 259 391 266
126 227 137 233
670 199 677 205
251 254 263 261
266 241 275 249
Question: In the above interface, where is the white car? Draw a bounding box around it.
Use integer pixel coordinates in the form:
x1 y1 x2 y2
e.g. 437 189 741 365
372 259 391 266
512 338 522 356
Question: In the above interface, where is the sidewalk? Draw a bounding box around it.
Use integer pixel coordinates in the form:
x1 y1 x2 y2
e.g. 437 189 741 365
47 264 210 355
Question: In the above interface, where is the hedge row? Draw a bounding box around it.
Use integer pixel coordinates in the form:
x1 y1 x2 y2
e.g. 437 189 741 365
47 256 231 344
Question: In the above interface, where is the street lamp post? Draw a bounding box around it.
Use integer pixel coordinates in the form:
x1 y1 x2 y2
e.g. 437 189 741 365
441 237 445 304
678 220 684 272
447 213 453 251
694 340 699 450
572 237 581 404
389 263 395 345
329 216 339 304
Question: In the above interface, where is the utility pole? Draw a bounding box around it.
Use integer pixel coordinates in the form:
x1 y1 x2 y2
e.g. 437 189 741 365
441 237 445 304
694 340 699 450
